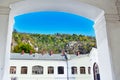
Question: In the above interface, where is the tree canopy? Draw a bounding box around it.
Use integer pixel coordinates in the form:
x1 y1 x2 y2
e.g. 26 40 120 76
11 30 96 54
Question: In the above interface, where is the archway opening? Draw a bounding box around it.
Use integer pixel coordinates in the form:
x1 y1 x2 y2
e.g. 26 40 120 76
9 10 97 80
11 11 96 54
5 0 113 80
93 63 100 80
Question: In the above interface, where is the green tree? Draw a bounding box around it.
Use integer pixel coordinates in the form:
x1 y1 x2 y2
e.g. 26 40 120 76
13 43 35 53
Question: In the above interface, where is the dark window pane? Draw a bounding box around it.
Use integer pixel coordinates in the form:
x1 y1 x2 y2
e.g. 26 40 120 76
58 66 64 74
88 67 91 74
71 66 77 74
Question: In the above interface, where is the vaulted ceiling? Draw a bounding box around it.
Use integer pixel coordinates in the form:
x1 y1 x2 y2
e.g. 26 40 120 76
0 0 120 20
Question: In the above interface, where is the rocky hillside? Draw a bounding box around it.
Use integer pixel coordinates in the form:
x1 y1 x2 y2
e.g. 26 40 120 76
11 30 96 54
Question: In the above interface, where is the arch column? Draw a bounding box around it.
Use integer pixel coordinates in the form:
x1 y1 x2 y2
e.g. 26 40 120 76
94 15 114 80
0 6 10 80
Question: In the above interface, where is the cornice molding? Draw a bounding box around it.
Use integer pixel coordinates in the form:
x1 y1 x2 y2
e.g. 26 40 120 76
115 0 120 21
105 14 120 21
0 6 10 15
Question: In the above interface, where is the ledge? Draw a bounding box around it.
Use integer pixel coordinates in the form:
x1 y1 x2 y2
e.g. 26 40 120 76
105 14 120 21
0 6 10 15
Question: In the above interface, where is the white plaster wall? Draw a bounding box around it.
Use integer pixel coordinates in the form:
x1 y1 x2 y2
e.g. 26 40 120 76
106 20 120 80
10 56 92 80
0 15 8 71
68 56 92 80
0 14 10 80
10 0 103 22
0 0 120 80
8 0 118 15
74 0 117 15
10 60 66 80
93 16 114 80
10 60 67 80
89 48 100 80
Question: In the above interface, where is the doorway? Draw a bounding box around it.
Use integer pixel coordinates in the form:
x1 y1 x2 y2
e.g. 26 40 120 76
93 63 100 80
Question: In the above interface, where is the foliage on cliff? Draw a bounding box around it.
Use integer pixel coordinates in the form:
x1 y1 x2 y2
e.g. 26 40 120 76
11 30 96 54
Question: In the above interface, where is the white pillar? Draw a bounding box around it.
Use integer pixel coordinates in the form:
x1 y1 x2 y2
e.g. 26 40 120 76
94 15 114 80
105 14 120 80
0 6 10 80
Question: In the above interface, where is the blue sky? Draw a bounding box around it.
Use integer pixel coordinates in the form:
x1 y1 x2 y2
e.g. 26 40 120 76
14 11 95 36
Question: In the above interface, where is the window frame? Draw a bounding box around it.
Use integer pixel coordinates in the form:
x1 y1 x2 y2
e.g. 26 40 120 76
58 66 64 74
88 67 91 74
32 65 44 74
10 66 16 74
21 66 28 74
48 66 54 74
80 66 86 74
71 66 78 74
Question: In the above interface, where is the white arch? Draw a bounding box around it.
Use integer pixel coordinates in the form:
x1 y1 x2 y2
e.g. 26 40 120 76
3 0 113 80
10 0 104 22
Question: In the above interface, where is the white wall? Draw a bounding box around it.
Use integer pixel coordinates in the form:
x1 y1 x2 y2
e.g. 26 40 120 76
0 0 120 80
89 48 99 80
0 14 10 80
10 60 67 80
10 55 92 80
68 56 92 80
106 20 120 80
94 16 114 80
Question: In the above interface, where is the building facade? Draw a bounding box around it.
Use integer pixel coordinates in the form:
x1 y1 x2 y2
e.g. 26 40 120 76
10 49 98 80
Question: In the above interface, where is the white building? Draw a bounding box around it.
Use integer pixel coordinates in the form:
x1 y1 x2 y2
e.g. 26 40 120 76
10 48 98 80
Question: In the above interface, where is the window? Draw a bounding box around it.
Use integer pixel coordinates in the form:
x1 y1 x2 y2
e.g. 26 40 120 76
80 67 86 74
10 66 16 74
88 67 91 74
21 66 27 74
71 66 77 74
32 66 43 74
48 66 54 74
11 77 17 80
58 66 64 74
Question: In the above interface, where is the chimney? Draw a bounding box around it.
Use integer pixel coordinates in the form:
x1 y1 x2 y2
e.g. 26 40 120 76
41 52 44 55
21 50 24 55
49 50 53 56
41 49 46 55
29 50 32 55
76 51 80 56
61 50 65 56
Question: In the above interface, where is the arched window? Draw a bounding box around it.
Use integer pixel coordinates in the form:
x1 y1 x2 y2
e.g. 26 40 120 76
88 67 91 74
32 66 43 74
93 63 100 80
48 66 54 74
58 66 64 74
21 66 27 74
80 67 86 74
10 66 16 74
71 66 77 74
